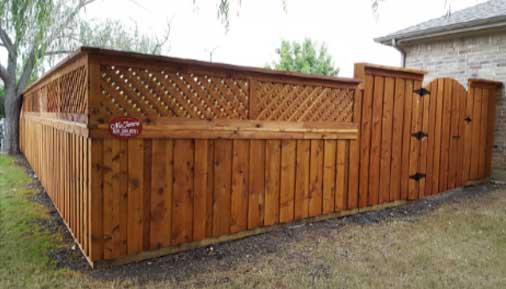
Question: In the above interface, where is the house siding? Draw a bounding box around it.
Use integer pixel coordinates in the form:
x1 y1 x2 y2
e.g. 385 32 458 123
403 32 506 174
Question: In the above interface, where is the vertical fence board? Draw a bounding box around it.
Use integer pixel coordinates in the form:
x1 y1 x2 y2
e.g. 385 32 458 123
418 79 430 197
485 88 498 177
212 140 232 236
230 140 250 232
280 140 296 223
390 78 405 201
455 86 466 187
127 139 145 254
478 88 489 179
150 140 173 248
103 139 114 259
408 81 421 200
172 140 194 244
359 74 374 208
425 81 438 195
369 76 385 205
264 140 281 225
309 140 324 216
470 88 483 180
379 77 394 203
431 79 445 194
335 140 349 211
193 140 210 241
294 140 310 219
89 139 104 261
248 140 265 229
322 140 336 214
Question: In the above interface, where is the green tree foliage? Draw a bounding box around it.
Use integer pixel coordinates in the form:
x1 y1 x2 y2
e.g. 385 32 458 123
77 19 170 55
270 39 339 76
0 0 170 153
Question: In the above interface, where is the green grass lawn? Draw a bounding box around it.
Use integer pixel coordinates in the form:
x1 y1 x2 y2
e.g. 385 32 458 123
0 155 68 289
1 153 506 289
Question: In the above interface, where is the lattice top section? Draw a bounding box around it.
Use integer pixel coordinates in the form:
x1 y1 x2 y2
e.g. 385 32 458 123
95 64 356 124
95 65 250 123
23 65 88 116
252 81 354 122
22 47 360 125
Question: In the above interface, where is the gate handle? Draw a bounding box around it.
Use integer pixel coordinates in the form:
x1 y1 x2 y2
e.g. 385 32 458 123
464 116 472 123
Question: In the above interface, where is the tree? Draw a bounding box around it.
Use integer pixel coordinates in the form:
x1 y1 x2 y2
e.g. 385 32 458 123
0 0 170 154
42 18 171 69
269 38 339 76
0 0 97 154
77 19 170 55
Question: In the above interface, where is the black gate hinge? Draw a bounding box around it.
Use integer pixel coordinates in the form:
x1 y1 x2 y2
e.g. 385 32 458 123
411 131 428 140
414 88 430 97
409 173 426 182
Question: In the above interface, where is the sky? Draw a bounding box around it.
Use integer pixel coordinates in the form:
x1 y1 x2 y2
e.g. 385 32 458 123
81 0 487 77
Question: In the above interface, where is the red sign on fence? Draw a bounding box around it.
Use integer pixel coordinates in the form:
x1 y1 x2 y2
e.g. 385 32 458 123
109 117 142 138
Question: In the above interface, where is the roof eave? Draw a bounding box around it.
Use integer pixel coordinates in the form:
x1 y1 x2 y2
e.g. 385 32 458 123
375 15 506 46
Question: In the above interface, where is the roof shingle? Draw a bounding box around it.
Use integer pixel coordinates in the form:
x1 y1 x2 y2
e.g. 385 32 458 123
376 0 506 44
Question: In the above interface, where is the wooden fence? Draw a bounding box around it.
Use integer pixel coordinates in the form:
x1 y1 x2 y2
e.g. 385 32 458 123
20 47 501 267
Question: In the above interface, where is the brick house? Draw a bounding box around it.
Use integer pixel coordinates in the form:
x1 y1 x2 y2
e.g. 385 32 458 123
376 0 506 178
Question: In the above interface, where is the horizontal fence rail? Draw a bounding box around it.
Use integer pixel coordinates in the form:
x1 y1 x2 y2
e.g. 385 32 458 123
20 47 501 267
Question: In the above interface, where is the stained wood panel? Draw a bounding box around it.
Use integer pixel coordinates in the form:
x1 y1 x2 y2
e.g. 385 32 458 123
400 79 414 200
309 140 324 216
390 78 405 201
264 140 281 225
425 80 438 196
280 140 296 222
379 77 394 203
150 140 173 248
358 74 374 208
211 140 232 236
248 140 265 229
127 139 145 254
172 140 194 244
369 76 385 206
230 140 249 232
294 140 310 219
322 140 336 214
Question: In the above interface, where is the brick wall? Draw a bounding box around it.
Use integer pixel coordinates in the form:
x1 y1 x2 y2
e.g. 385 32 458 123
403 31 506 172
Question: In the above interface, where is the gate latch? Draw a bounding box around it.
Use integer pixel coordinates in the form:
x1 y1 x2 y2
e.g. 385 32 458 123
409 173 426 182
414 88 430 97
411 131 428 140
464 116 472 123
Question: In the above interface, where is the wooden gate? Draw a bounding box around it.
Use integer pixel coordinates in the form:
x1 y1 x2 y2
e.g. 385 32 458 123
411 77 497 197
354 63 500 208
464 79 499 183
422 78 467 197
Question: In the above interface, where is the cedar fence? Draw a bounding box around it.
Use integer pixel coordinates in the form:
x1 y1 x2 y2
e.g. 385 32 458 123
20 47 501 267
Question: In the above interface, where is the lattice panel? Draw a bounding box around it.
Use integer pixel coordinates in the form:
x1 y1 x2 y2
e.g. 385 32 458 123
96 65 250 123
253 81 355 122
23 66 88 115
58 66 87 113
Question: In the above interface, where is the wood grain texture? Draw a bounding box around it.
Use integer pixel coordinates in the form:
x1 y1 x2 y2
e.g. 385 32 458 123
294 140 311 220
172 140 194 244
280 140 296 223
369 76 385 206
248 140 265 229
230 140 250 232
212 140 232 236
264 140 281 226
